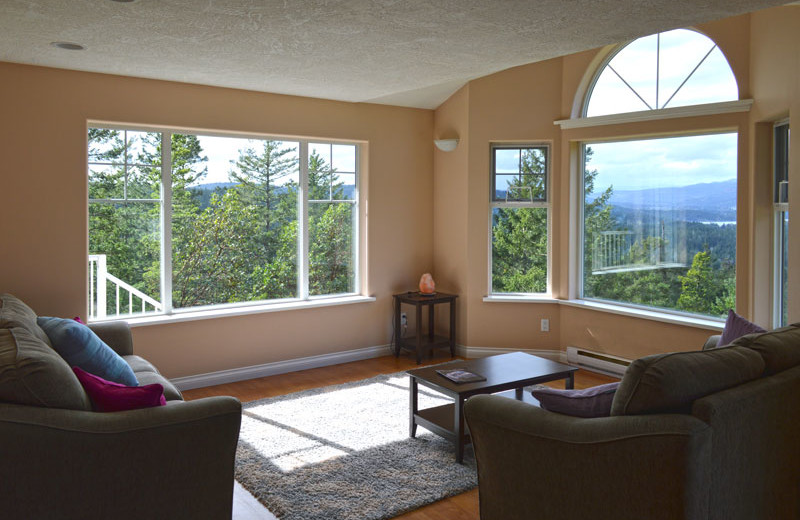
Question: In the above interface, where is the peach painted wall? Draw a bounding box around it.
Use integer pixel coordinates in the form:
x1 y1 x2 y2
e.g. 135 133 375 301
462 57 563 350
432 85 470 341
749 5 800 325
0 62 433 378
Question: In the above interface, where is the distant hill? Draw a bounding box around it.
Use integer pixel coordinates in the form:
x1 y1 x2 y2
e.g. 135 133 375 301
588 178 737 222
191 182 237 192
188 182 357 209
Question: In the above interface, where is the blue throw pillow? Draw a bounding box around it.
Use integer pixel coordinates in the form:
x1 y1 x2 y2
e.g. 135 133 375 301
37 317 139 387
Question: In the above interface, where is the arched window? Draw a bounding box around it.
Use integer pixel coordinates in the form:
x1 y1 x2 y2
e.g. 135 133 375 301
577 28 741 320
585 29 738 117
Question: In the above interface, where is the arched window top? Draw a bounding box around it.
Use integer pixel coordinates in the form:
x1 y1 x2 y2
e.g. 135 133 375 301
584 29 738 117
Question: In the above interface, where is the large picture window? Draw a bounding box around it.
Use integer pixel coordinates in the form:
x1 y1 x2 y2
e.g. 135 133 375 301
88 127 359 319
581 134 737 318
490 144 550 294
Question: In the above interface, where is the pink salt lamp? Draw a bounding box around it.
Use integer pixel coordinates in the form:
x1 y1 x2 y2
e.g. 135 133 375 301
419 273 436 294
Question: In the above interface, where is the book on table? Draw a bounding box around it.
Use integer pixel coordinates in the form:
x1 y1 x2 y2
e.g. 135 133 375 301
436 368 486 383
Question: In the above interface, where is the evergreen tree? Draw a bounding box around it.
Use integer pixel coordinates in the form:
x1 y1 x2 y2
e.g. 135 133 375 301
230 141 298 260
677 250 722 314
225 141 298 300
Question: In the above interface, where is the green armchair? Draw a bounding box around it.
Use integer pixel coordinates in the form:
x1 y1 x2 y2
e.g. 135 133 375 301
465 324 800 520
0 294 242 519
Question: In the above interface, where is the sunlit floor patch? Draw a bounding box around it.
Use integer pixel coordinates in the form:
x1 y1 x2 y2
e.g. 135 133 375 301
239 375 449 472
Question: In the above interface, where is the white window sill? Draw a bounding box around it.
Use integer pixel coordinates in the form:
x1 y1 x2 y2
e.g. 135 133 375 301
92 295 376 328
483 295 723 331
559 299 724 331
483 294 559 304
554 99 753 129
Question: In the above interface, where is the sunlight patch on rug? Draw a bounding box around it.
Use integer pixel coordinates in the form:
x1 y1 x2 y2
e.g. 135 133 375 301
235 372 478 520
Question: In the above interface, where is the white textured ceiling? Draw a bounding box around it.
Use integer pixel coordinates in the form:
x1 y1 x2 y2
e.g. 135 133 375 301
0 0 791 109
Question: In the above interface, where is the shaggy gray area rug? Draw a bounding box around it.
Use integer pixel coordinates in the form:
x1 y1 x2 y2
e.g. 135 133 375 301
235 371 478 520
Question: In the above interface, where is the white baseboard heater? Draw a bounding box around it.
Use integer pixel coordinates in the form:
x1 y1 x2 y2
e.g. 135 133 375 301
566 346 631 378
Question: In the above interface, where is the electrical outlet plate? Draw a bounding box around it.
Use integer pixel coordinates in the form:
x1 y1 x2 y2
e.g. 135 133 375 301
541 318 550 332
400 313 408 326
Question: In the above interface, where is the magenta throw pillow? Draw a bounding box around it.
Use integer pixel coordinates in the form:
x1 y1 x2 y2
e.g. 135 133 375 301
72 367 166 412
718 309 766 347
531 382 620 418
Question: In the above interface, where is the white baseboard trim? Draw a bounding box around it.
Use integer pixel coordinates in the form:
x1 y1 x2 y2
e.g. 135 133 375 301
457 345 567 364
172 344 393 391
172 344 570 391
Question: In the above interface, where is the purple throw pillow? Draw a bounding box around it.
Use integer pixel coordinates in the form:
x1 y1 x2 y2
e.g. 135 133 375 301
73 367 166 412
531 382 620 418
718 309 766 347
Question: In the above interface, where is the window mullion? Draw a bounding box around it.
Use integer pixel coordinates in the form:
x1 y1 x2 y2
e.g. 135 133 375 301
298 141 309 300
160 132 173 315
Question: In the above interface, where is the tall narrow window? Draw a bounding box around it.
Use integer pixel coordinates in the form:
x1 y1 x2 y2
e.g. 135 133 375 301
88 126 359 320
774 121 790 327
490 144 550 294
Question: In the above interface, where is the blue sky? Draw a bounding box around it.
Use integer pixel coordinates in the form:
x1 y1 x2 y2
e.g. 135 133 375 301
586 29 738 115
582 29 739 192
586 132 738 191
195 136 355 186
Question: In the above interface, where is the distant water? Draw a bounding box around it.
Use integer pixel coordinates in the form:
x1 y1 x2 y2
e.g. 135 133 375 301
698 221 736 226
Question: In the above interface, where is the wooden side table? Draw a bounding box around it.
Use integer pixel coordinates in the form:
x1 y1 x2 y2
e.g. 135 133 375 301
393 291 457 364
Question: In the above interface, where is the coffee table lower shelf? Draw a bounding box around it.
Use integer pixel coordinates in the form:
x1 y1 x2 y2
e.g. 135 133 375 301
413 390 540 446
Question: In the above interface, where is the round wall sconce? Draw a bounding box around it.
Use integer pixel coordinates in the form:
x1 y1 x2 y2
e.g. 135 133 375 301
434 139 459 152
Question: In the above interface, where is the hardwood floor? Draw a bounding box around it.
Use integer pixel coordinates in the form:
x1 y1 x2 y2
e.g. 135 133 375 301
183 352 618 520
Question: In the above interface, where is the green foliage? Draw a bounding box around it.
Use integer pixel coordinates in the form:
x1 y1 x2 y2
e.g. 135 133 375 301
171 190 261 308
676 250 734 316
492 207 547 293
491 149 548 293
309 203 354 295
88 130 162 313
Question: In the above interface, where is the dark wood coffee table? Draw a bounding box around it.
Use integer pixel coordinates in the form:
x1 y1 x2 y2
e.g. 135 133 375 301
407 352 578 463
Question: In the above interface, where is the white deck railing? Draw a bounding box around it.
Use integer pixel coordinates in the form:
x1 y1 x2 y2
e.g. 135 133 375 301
88 254 162 319
591 230 684 274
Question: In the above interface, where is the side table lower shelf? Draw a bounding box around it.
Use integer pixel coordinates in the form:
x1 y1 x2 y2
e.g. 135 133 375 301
394 292 457 364
397 334 451 360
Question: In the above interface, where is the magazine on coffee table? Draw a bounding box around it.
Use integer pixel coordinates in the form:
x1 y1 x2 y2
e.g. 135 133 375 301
436 368 486 384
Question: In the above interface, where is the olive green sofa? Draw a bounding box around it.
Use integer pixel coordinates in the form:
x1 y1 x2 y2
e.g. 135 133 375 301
464 324 800 520
0 294 242 519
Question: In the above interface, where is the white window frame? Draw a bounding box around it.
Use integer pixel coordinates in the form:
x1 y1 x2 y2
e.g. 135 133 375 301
88 123 361 320
773 119 790 328
488 143 552 297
